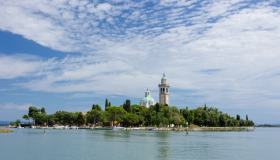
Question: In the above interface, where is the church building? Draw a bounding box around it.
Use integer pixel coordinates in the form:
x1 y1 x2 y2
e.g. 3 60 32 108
140 89 156 108
140 74 170 107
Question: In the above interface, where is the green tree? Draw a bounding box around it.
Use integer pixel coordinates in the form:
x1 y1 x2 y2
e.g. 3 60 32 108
170 113 185 126
77 112 86 126
26 106 47 125
105 106 126 126
92 104 102 111
123 99 131 113
105 98 109 109
123 113 139 127
41 107 46 114
155 103 160 113
47 115 55 126
28 106 40 123
22 114 29 120
131 105 148 126
10 119 21 127
53 111 78 126
22 114 30 124
236 114 240 121
21 103 255 128
219 114 226 127
86 108 102 126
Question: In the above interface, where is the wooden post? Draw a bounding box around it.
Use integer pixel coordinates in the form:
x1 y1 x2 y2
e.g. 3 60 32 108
186 122 189 135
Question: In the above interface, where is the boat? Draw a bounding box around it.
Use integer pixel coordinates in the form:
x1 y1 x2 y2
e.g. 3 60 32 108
17 125 23 129
53 125 64 129
112 126 124 131
70 126 78 129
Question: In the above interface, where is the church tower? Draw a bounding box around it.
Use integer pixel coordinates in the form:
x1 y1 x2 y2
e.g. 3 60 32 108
158 73 170 105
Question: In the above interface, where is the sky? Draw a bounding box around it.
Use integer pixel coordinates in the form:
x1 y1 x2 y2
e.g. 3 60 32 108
0 0 280 124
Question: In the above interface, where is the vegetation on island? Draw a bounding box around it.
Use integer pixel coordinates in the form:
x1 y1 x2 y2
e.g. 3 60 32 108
21 99 254 127
0 128 13 133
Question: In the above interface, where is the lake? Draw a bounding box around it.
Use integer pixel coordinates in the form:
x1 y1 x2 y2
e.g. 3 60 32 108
0 128 279 160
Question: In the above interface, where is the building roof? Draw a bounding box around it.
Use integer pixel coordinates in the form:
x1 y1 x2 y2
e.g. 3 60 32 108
140 89 155 107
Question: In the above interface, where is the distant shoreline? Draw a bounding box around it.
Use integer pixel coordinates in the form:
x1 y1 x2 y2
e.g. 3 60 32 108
11 126 255 132
255 124 280 128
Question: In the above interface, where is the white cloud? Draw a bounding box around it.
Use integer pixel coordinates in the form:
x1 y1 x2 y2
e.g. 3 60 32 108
0 103 30 111
160 0 198 7
0 2 75 52
96 3 112 12
0 0 280 123
205 0 244 17
0 54 43 79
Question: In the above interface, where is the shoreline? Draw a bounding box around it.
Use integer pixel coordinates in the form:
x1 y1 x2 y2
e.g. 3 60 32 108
10 126 255 132
122 126 255 132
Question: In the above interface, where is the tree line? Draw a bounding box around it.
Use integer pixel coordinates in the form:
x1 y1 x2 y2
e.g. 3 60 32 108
21 99 254 127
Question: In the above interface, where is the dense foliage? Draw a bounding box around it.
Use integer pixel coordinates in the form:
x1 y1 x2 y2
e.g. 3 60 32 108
22 100 254 127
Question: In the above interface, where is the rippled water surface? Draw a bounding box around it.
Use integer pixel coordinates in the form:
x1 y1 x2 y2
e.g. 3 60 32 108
0 128 279 160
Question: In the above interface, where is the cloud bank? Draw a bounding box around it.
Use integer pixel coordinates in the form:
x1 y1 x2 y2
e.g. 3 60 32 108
0 0 280 122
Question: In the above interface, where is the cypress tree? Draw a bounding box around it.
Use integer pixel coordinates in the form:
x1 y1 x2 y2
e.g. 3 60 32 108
105 98 109 109
236 114 240 121
123 99 131 113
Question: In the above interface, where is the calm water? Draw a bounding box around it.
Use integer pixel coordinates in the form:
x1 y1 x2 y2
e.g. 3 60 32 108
0 128 279 160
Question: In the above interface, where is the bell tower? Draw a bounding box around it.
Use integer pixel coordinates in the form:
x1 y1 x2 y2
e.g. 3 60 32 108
158 73 170 105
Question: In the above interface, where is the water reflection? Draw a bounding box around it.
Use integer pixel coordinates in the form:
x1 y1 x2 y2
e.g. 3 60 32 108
156 132 170 160
1 128 280 160
103 130 131 140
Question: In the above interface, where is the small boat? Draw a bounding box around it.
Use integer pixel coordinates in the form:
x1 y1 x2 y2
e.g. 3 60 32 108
70 126 78 129
112 126 124 131
17 125 23 129
53 125 64 129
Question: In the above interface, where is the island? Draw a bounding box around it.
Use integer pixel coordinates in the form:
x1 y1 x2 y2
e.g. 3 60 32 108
11 74 254 131
13 101 254 132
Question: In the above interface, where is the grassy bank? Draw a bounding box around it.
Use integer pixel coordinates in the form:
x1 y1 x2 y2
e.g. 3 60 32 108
0 128 13 133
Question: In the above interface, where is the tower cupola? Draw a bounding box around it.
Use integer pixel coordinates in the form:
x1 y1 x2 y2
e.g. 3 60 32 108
158 73 170 105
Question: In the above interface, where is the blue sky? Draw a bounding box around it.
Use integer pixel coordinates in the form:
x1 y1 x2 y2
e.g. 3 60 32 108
0 0 280 124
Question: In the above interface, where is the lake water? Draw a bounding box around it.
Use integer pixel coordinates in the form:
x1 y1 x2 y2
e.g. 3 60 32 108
0 128 279 160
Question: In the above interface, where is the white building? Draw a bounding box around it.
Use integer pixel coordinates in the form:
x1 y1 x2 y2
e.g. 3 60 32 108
140 74 170 107
140 89 155 108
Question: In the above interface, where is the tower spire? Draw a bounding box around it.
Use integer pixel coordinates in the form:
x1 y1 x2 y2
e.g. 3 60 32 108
158 73 170 105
